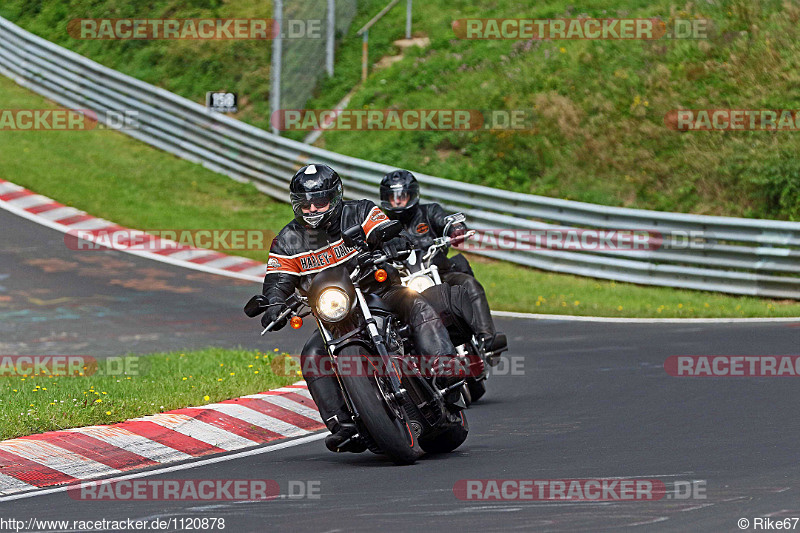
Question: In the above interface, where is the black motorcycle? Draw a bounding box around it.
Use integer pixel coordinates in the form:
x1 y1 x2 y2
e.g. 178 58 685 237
245 221 468 465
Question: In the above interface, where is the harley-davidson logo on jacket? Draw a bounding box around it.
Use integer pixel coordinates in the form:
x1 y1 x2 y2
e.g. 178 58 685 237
265 201 390 277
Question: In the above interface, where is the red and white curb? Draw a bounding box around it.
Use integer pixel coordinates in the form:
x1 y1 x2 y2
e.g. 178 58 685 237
0 382 325 496
0 179 267 282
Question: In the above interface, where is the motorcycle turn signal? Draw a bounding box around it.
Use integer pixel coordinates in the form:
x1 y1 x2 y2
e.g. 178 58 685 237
374 269 388 283
290 316 304 329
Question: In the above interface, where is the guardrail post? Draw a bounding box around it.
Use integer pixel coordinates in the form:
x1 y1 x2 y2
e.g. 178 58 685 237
356 0 401 83
326 0 335 76
270 0 283 134
406 0 412 39
361 30 369 81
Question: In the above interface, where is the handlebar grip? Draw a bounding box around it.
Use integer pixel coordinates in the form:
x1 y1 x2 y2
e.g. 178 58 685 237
449 230 476 246
260 306 294 335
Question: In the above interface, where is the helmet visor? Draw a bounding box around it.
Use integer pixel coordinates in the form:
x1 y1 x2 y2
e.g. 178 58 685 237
291 186 341 212
386 190 410 208
381 187 418 212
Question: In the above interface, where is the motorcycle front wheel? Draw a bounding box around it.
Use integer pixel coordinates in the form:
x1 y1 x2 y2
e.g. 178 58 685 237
337 346 423 465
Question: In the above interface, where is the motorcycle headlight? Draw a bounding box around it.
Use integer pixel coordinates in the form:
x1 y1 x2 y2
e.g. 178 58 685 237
316 288 350 322
408 275 435 293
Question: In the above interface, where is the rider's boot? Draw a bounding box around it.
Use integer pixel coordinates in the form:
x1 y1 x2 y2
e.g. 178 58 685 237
324 420 365 453
306 376 367 453
477 332 508 367
445 275 509 367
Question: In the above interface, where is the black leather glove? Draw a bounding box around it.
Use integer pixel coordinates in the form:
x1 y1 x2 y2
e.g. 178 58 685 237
448 223 468 241
382 235 413 259
261 303 288 331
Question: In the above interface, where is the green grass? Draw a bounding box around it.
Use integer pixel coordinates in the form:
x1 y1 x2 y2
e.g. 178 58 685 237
0 348 298 441
310 0 800 221
2 74 799 318
4 1 799 220
0 0 277 128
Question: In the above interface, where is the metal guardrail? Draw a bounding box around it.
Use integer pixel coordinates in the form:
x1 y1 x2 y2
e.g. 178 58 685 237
1 16 799 298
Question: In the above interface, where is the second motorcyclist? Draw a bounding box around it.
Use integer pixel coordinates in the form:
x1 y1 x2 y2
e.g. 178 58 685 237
379 169 508 360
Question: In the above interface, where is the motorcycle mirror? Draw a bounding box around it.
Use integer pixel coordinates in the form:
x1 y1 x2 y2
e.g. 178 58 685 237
376 220 402 241
442 213 467 237
244 295 269 318
444 213 466 225
342 225 367 248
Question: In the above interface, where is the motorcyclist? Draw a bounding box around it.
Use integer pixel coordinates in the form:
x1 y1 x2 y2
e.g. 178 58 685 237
379 169 508 360
261 164 460 453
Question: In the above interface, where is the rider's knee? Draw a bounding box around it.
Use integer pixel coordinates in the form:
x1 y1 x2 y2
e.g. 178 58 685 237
408 293 443 326
459 275 486 297
300 333 330 379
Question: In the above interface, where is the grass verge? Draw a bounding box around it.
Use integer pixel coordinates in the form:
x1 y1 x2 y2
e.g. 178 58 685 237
5 1 800 220
1 75 799 318
0 348 298 441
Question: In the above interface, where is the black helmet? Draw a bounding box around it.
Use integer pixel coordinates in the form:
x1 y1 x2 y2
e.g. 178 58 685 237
289 164 344 229
380 169 419 219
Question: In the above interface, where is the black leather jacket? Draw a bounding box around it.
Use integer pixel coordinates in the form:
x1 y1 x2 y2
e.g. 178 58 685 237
393 203 466 271
262 199 395 307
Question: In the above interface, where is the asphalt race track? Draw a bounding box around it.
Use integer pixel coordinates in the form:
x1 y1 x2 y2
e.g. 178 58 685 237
2 207 800 532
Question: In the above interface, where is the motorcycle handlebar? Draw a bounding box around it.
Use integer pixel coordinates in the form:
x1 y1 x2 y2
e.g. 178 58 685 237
260 294 306 335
